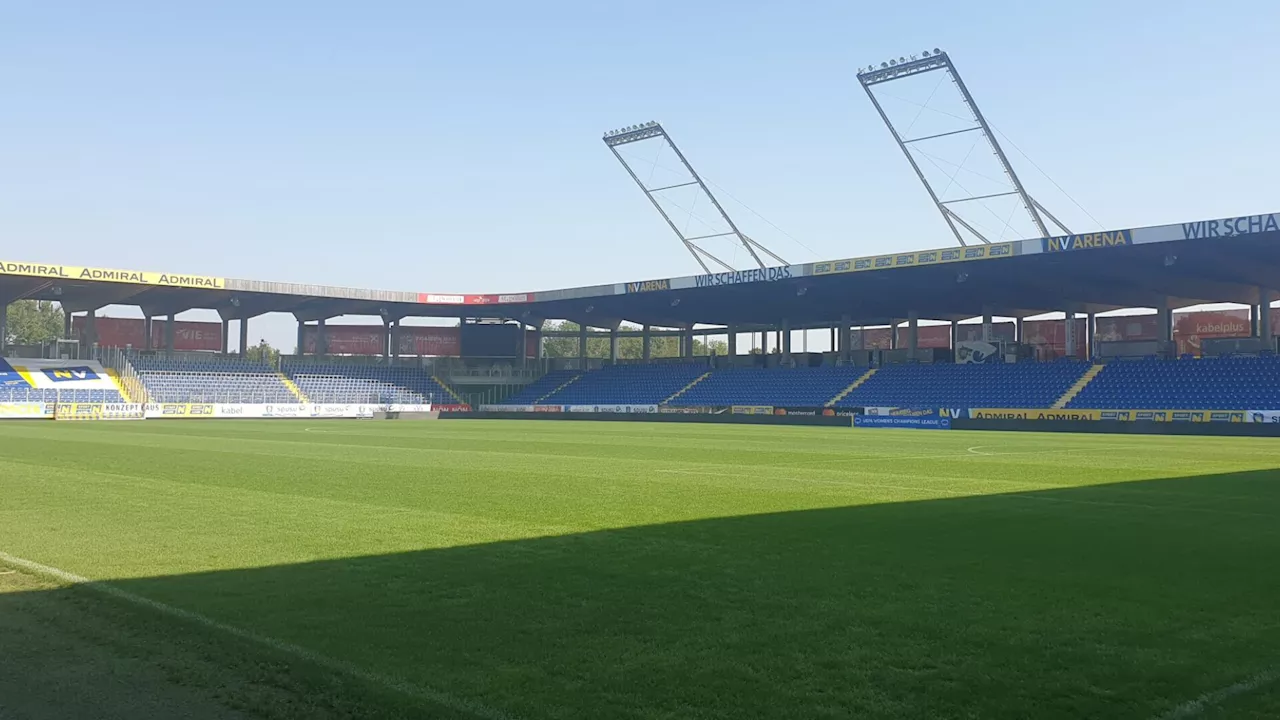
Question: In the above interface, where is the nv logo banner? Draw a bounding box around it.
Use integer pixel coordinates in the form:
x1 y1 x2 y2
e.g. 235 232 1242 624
44 366 99 382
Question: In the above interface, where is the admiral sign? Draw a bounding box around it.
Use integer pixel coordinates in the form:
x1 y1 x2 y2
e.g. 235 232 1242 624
0 261 225 289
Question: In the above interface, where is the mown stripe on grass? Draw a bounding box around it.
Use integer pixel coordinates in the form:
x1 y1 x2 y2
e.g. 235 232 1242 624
0 550 520 720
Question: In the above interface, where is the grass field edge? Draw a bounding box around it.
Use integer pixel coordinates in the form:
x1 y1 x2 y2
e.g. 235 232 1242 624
0 550 519 720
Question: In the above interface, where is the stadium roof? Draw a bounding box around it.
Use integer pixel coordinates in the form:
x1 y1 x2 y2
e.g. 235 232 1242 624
3 210 1278 329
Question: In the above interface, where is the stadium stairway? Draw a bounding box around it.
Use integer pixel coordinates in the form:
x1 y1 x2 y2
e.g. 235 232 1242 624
538 374 580 402
825 368 877 407
433 375 466 405
105 368 134 403
663 371 712 405
1052 364 1104 408
277 371 310 402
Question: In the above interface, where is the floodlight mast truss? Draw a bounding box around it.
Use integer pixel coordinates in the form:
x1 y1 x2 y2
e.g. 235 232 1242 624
856 51 1071 246
603 122 787 273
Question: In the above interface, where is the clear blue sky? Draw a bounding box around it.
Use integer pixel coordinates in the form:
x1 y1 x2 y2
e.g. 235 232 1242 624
3 1 1277 349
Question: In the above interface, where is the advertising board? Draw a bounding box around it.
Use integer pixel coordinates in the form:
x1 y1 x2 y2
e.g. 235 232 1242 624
812 242 1017 277
0 402 48 419
565 405 658 414
0 261 224 289
854 416 951 429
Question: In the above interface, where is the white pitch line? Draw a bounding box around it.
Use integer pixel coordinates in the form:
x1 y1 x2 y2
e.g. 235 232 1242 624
0 551 519 720
1155 667 1280 719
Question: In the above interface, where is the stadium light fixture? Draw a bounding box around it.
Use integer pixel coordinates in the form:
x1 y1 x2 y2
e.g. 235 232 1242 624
956 272 969 283
1164 254 1178 267
670 298 681 307
857 48 1069 247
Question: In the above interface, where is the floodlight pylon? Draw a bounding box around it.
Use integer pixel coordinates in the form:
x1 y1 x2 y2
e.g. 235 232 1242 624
856 51 1071 246
603 121 787 273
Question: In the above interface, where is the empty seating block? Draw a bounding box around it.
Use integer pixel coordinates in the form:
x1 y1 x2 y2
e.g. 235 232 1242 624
0 387 123 403
282 363 455 404
541 364 707 406
1068 356 1280 410
132 355 296 403
672 367 866 408
835 362 1090 410
501 370 580 406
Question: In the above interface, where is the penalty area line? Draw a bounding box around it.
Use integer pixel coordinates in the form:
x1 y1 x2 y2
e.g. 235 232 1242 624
1155 667 1280 719
0 550 519 720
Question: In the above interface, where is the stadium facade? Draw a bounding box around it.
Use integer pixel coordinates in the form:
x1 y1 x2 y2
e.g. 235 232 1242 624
2 209 1279 428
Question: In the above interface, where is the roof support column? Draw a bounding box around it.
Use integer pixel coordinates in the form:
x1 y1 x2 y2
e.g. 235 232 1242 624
609 328 619 364
683 328 694 360
221 319 230 355
890 320 900 350
391 319 401 361
907 312 919 357
642 325 652 361
64 312 73 342
81 310 98 353
578 324 588 365
381 318 392 360
1258 288 1273 348
1157 304 1173 347
727 325 737 358
1015 317 1024 344
165 315 175 355
296 321 306 357
950 320 959 350
841 315 853 364
0 302 8 351
1064 310 1077 359
240 318 250 356
1086 313 1096 360
981 306 993 343
316 318 328 358
781 319 792 363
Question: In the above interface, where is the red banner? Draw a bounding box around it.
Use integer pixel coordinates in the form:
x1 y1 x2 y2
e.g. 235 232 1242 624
73 316 223 351
1173 309 1251 356
304 325 538 357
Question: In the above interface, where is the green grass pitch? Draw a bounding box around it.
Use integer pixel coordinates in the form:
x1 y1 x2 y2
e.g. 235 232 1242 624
1 419 1278 719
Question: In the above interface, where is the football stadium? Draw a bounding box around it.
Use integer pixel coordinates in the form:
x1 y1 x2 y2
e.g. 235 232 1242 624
4 51 1280 720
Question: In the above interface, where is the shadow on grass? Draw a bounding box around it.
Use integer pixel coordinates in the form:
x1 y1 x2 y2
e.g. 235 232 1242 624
3 469 1280 720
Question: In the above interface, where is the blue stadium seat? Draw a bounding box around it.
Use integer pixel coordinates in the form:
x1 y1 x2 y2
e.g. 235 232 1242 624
131 354 297 403
671 367 865 408
1068 356 1280 410
835 361 1090 410
540 364 707 406
281 362 458 405
501 370 580 406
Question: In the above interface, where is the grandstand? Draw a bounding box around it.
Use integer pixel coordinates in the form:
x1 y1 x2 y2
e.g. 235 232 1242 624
281 362 458 405
0 207 1277 424
131 355 297 404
